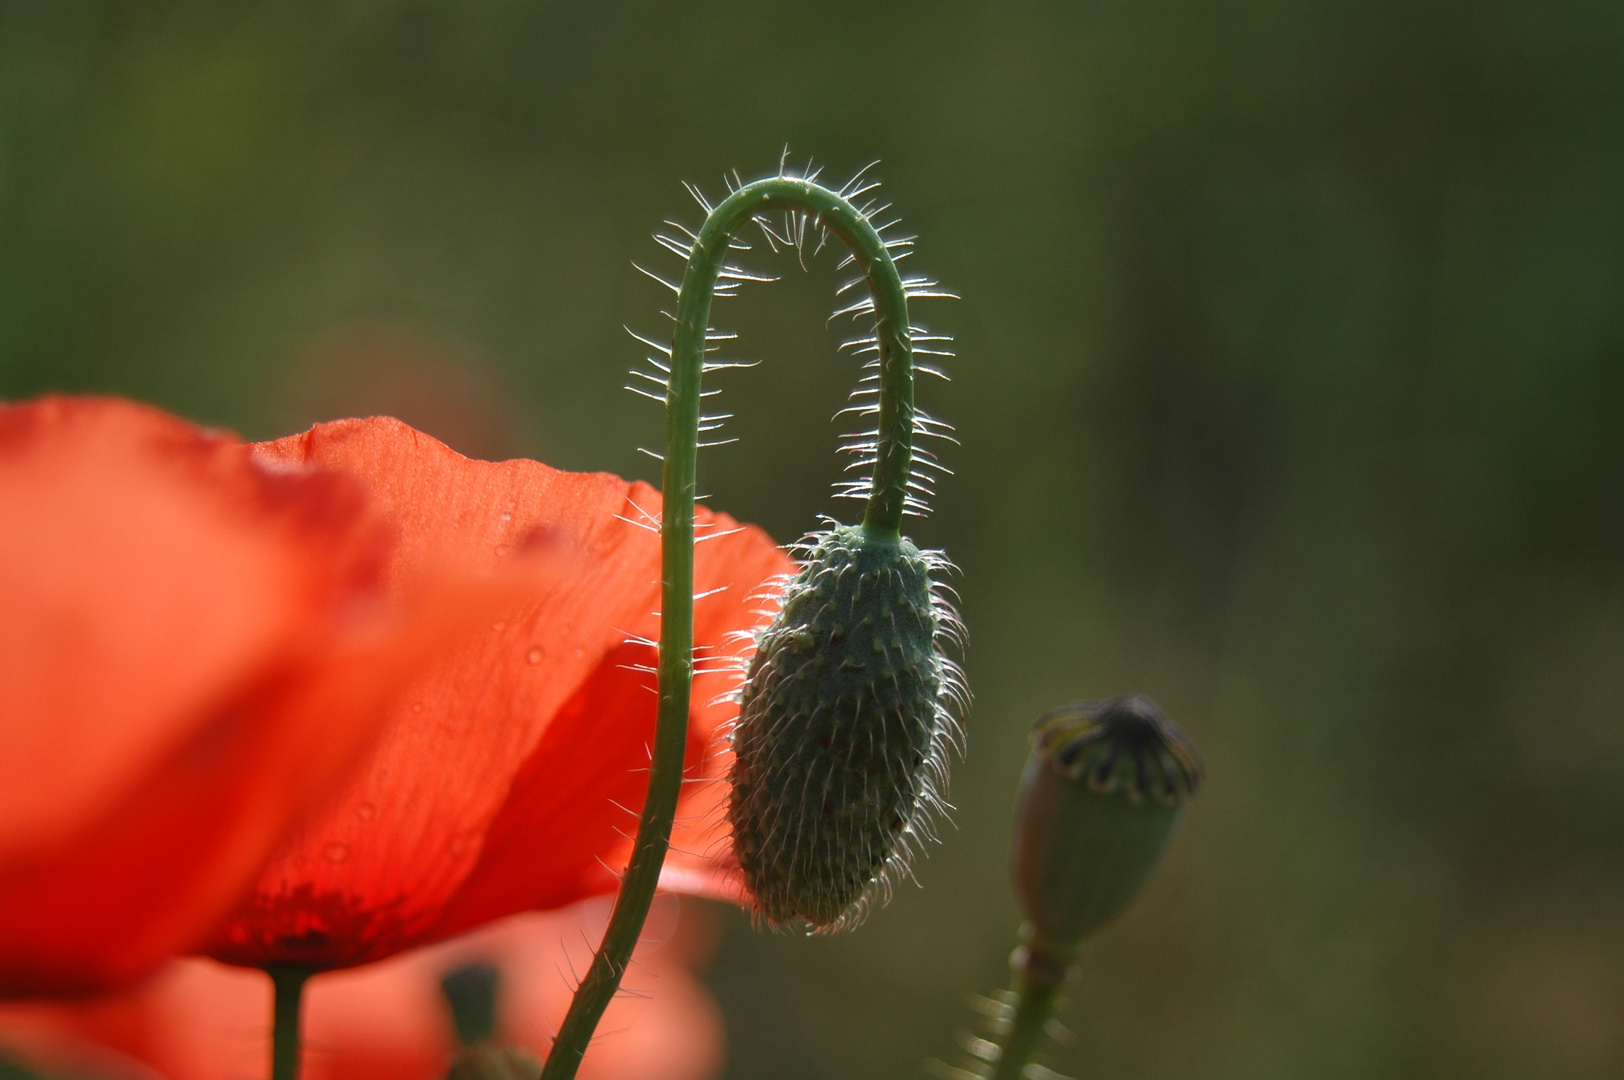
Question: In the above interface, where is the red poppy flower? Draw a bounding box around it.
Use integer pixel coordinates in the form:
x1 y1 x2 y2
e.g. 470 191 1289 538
202 414 793 970
2 396 787 1002
0 898 723 1080
0 397 505 997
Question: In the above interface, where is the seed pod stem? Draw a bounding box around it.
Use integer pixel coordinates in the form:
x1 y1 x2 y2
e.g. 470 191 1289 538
939 698 1200 1080
541 170 923 1079
987 966 1063 1080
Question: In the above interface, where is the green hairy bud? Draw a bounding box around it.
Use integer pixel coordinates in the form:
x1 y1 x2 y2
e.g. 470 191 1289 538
728 524 965 930
1010 695 1202 965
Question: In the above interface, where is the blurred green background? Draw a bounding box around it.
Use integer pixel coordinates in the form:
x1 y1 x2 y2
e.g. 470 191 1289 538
5 2 1623 1078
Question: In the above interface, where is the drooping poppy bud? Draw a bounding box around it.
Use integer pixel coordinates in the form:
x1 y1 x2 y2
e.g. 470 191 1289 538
1009 695 1202 971
727 524 965 930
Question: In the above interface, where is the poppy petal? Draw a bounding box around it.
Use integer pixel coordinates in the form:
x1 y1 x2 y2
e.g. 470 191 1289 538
0 397 404 995
208 418 794 970
432 506 790 937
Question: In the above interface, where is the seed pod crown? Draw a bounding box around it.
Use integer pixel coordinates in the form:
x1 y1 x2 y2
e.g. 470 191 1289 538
728 524 964 930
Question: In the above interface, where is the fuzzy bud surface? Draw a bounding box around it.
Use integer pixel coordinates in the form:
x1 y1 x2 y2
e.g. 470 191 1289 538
728 525 962 930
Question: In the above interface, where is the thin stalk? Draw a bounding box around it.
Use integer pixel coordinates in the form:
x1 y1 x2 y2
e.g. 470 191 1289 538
268 966 311 1080
538 176 916 1080
989 976 1060 1080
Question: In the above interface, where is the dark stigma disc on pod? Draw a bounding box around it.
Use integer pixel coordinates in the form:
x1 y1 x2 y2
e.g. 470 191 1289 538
727 524 963 931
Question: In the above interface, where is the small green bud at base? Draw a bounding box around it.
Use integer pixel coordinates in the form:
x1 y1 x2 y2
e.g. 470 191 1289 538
441 963 501 1047
446 1045 542 1080
1010 696 1202 951
0 1053 49 1080
729 524 964 930
440 963 541 1080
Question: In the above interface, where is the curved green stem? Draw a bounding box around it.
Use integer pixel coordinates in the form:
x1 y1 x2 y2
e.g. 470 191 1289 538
268 966 311 1080
538 176 916 1080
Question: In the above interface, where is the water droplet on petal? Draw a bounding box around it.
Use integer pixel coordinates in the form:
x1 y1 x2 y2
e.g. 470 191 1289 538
526 647 543 664
411 701 424 713
492 620 507 632
356 803 376 821
323 842 350 864
494 544 509 557
501 510 514 521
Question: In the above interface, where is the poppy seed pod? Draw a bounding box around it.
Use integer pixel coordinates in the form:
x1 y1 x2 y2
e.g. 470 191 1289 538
728 524 965 930
1009 695 1202 965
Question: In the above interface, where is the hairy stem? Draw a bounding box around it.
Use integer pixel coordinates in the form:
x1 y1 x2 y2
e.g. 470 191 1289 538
539 176 916 1080
268 966 310 1080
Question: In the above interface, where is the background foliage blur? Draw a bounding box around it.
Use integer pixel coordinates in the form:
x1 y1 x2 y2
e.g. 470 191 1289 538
4 2 1622 1078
